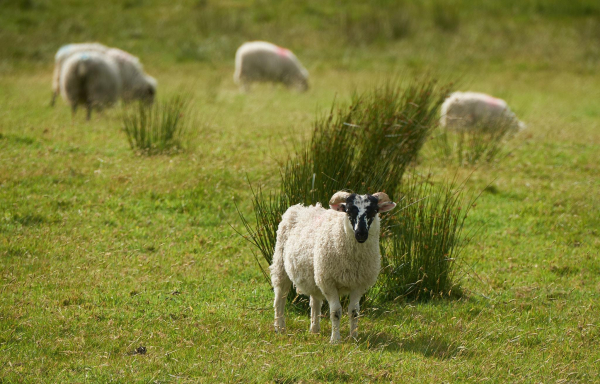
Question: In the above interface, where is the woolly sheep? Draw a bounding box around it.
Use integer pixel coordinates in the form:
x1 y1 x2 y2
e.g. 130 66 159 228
51 44 156 106
60 51 121 120
51 43 109 106
440 91 526 132
234 41 309 92
270 191 397 343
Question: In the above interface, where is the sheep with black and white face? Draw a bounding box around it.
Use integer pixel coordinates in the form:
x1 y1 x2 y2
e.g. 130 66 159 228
270 191 396 343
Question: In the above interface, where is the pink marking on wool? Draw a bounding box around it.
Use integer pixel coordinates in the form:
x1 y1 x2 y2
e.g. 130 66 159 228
276 46 290 57
483 95 502 106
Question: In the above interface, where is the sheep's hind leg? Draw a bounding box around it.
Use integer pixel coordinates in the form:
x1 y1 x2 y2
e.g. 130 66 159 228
309 296 323 334
273 276 292 333
86 102 93 121
324 290 342 344
348 290 363 339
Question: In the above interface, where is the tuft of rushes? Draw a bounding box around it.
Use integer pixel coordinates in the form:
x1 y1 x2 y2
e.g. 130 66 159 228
369 175 475 303
237 79 456 304
122 96 191 155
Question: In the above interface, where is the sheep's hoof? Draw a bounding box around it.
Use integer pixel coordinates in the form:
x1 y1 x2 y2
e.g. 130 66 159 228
329 336 341 344
309 326 320 334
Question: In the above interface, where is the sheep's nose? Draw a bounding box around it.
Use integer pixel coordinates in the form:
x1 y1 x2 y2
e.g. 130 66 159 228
355 232 368 243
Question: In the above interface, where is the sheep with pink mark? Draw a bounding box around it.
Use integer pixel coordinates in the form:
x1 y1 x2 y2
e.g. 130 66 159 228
270 191 396 344
233 41 309 92
440 91 526 132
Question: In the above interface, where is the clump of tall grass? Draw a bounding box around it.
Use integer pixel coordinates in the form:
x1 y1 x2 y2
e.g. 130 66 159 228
122 96 191 155
237 79 471 305
369 175 474 303
430 122 516 166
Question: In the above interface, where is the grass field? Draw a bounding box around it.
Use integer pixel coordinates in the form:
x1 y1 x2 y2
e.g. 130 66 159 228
1 0 600 382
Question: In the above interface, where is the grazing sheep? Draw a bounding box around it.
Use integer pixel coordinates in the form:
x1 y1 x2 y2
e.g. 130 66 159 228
51 44 156 106
440 91 526 132
270 191 397 343
234 41 309 92
106 48 157 104
60 51 121 120
51 43 108 106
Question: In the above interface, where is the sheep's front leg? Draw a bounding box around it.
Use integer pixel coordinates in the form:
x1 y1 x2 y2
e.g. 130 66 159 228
309 296 323 334
348 290 362 339
324 291 342 344
273 278 291 333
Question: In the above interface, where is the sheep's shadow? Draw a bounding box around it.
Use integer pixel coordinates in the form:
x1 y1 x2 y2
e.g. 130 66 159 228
356 330 467 360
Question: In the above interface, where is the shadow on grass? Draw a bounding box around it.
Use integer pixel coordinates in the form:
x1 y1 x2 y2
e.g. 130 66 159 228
358 330 468 359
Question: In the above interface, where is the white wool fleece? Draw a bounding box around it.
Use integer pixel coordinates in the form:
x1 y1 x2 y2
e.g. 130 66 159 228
270 202 383 343
440 91 526 132
233 41 309 92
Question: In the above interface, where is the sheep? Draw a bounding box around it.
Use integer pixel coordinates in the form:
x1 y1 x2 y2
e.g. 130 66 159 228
59 51 121 120
51 44 156 106
234 41 309 92
106 48 157 104
440 91 526 133
51 43 109 107
270 191 397 343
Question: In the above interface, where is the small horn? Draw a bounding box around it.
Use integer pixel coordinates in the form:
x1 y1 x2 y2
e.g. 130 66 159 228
329 191 351 212
372 192 391 203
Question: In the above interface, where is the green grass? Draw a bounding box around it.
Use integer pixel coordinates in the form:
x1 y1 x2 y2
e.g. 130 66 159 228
429 122 518 166
1 0 600 382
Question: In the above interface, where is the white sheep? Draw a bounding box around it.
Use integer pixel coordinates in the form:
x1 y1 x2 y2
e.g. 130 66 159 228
60 51 121 120
51 43 109 106
51 44 156 106
270 191 396 343
440 91 526 132
234 41 309 92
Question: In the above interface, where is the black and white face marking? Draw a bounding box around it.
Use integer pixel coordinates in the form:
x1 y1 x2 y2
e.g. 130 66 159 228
344 194 379 243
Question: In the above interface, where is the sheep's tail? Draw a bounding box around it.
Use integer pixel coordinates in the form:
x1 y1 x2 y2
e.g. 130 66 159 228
270 240 286 286
75 56 91 108
77 57 89 78
270 209 300 287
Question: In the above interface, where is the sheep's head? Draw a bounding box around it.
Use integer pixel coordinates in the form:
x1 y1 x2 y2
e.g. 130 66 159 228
329 191 396 243
135 75 157 105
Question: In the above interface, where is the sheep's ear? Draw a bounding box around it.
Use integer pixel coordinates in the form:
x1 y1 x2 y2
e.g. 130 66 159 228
330 203 346 212
373 192 396 213
378 202 396 213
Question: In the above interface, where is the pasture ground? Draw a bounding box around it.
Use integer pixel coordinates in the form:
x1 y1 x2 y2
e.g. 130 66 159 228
1 0 599 382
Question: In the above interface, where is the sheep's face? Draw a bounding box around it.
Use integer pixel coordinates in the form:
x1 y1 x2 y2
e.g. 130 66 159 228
343 194 380 243
330 192 397 243
297 77 309 92
137 84 155 105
